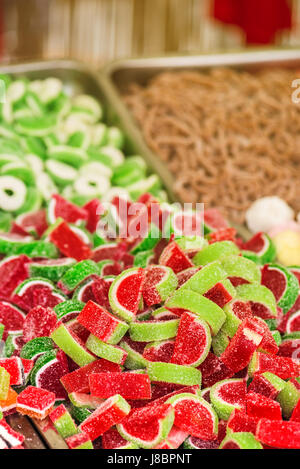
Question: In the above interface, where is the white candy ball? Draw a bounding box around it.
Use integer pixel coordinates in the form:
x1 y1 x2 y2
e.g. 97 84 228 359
246 196 294 233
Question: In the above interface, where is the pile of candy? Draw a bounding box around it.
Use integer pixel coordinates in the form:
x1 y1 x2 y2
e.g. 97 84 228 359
0 74 163 230
0 192 299 450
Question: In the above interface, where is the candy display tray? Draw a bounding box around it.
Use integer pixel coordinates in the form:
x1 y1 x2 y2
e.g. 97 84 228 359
0 59 125 450
100 47 300 210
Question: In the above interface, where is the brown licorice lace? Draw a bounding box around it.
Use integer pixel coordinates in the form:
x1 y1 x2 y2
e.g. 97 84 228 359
123 68 300 224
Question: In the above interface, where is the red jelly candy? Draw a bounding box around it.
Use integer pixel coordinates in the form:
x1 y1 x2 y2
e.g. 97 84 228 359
92 242 127 263
17 386 56 420
49 194 88 225
248 373 282 399
102 427 131 449
49 220 92 261
291 399 300 422
60 359 121 394
159 241 193 274
83 199 104 233
220 318 265 373
23 305 57 343
0 255 30 300
256 419 300 449
251 352 300 380
89 372 151 400
77 300 127 343
204 282 233 308
0 301 25 340
80 395 130 441
143 340 175 363
0 357 24 386
227 408 258 434
171 312 211 367
198 352 234 388
16 209 48 238
246 392 282 421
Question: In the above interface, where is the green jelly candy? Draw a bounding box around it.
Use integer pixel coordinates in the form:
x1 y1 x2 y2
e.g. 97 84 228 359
236 284 277 318
46 159 78 186
54 300 85 321
276 379 300 419
0 366 10 400
242 233 276 265
212 330 230 357
221 255 261 284
179 260 227 294
4 333 23 358
176 236 207 252
15 186 42 216
70 405 92 424
129 319 179 342
193 241 240 266
20 337 56 360
219 432 263 449
0 323 4 341
48 145 87 169
147 362 201 386
50 404 78 439
1 162 35 186
130 223 161 255
50 323 96 367
59 260 99 292
133 250 154 268
0 212 12 231
15 115 57 137
119 339 148 370
107 126 124 149
165 289 226 336
271 330 282 346
72 277 97 302
127 175 161 200
112 160 145 187
86 334 127 365
29 258 76 283
15 240 58 258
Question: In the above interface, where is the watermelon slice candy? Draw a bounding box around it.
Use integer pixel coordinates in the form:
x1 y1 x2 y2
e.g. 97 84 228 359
171 312 211 367
210 378 247 421
15 210 48 238
91 242 127 263
261 264 299 314
142 265 178 307
117 403 174 449
242 232 276 264
30 349 69 400
203 209 229 235
143 340 175 363
109 268 145 322
0 301 25 341
159 241 194 274
22 305 57 343
47 194 88 225
0 255 30 300
198 352 234 388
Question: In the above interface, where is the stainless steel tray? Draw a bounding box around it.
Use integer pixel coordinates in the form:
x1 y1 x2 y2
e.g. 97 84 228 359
100 47 300 206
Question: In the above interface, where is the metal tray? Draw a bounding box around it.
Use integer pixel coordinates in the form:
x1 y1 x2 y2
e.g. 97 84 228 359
100 47 300 208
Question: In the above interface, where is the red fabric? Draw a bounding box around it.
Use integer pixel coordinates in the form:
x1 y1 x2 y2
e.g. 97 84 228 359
212 0 292 44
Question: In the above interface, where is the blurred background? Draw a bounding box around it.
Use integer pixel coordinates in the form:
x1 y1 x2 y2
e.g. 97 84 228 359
0 0 300 66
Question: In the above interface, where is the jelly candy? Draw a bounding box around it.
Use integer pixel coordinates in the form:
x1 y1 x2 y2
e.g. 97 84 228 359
66 432 93 450
60 359 121 394
86 334 127 365
171 312 211 367
0 301 25 340
159 241 193 274
129 319 179 342
89 372 151 400
30 349 69 400
256 419 300 449
0 367 10 400
0 357 24 386
23 305 57 343
80 394 131 441
117 403 174 449
142 265 178 307
77 300 128 344
210 378 247 420
49 404 78 439
49 220 92 261
47 194 88 225
261 264 299 314
109 268 145 322
17 386 56 420
220 432 263 449
147 362 202 386
246 392 282 420
166 393 218 440
29 257 76 283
